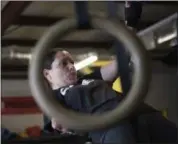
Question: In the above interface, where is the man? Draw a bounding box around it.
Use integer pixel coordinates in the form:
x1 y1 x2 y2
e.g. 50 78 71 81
43 50 177 143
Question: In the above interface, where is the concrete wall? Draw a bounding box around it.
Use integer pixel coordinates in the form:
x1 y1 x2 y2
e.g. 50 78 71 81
2 114 44 133
2 79 31 97
144 61 177 110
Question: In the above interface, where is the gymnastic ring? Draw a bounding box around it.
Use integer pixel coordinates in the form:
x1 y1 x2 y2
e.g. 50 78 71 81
29 16 150 131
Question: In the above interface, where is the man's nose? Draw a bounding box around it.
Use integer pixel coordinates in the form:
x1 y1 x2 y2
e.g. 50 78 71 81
68 63 75 71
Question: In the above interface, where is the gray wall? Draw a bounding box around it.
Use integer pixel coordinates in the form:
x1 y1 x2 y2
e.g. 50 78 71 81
144 61 177 125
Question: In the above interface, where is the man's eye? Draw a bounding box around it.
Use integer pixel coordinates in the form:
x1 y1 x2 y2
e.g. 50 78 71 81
70 60 74 64
63 61 67 66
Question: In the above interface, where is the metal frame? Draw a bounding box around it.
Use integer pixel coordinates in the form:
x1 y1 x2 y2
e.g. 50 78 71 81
74 1 91 29
1 1 31 35
1 38 113 48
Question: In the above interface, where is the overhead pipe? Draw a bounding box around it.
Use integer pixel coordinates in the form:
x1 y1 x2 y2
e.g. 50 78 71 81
137 13 178 50
1 1 31 35
1 13 177 65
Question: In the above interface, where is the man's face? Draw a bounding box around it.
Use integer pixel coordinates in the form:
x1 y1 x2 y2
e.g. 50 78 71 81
44 51 77 88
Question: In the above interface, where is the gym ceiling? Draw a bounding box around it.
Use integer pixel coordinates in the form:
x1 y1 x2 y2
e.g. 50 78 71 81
1 1 178 79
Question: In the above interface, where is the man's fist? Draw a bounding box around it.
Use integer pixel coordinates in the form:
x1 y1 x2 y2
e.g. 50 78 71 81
51 118 68 133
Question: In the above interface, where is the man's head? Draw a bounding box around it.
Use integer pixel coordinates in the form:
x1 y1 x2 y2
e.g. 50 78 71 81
43 50 77 89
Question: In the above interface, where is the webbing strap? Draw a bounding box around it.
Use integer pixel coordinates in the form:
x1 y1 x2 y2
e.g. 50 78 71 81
107 1 131 95
74 1 91 29
125 1 142 29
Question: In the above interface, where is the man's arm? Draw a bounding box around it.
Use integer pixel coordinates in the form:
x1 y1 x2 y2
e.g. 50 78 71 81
100 60 118 82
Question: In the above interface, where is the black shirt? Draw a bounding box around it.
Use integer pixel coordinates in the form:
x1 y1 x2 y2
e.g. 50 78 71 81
44 68 122 131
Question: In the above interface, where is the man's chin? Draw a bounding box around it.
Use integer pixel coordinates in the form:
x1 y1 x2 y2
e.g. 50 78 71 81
67 79 77 85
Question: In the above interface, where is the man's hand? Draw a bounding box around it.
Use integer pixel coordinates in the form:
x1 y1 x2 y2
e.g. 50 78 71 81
51 118 62 130
51 118 69 133
100 60 118 83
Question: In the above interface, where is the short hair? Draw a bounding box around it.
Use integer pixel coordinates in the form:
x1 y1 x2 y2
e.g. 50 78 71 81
43 50 58 70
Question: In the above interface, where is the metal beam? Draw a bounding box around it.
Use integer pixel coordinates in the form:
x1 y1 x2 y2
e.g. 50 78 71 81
1 46 177 79
13 16 65 26
2 65 28 72
1 38 113 49
142 1 178 5
1 1 31 35
11 15 156 30
138 13 178 36
116 1 178 6
1 1 9 10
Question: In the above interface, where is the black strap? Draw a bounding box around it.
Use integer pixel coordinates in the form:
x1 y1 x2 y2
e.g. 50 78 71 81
107 1 131 95
125 1 142 29
107 1 118 19
74 1 91 29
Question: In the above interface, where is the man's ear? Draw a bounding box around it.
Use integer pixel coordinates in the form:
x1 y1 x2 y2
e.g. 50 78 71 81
43 69 51 83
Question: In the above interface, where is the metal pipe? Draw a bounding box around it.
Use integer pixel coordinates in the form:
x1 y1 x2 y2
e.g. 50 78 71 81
136 13 177 50
138 13 177 36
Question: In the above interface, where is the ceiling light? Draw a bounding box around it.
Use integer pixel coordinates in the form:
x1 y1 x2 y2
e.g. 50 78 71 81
75 55 98 71
157 31 177 44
